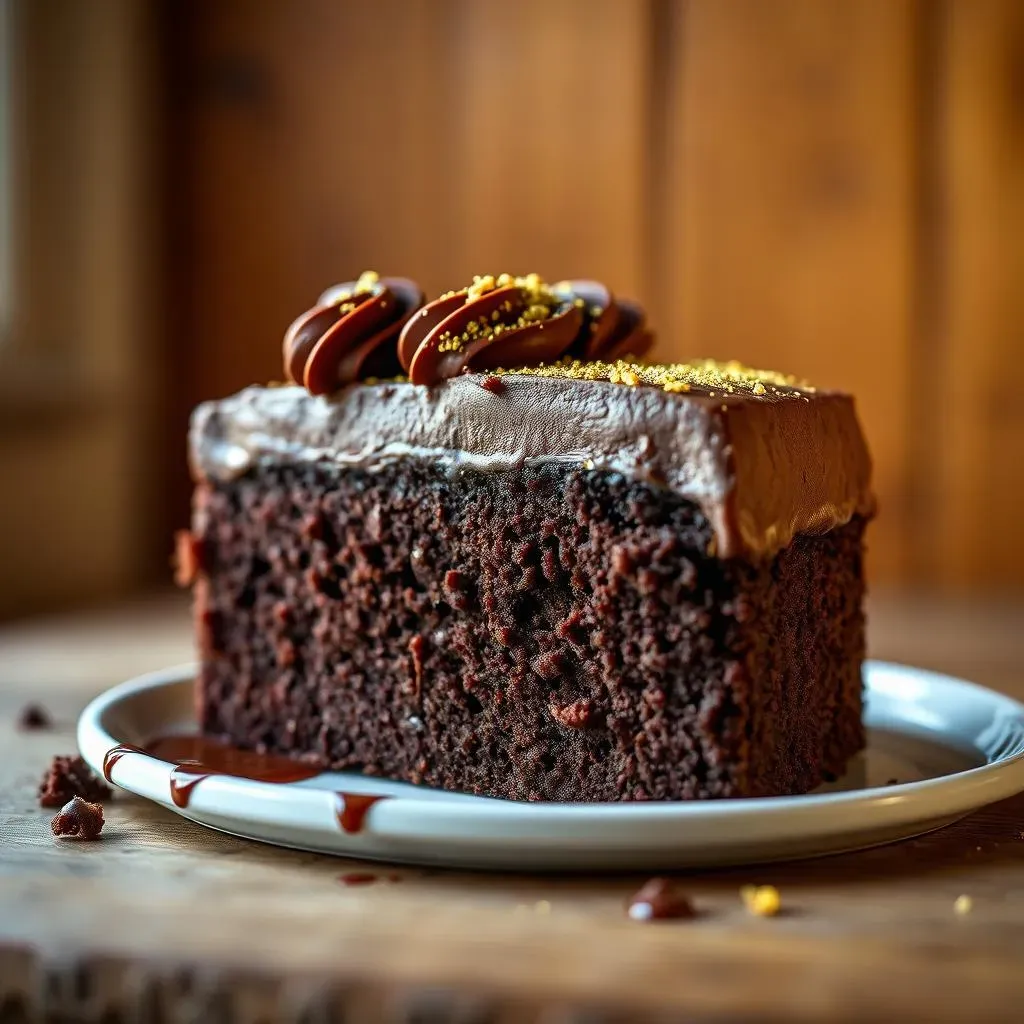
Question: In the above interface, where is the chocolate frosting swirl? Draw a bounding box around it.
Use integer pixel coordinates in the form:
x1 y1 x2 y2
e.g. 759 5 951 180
398 274 654 385
283 272 424 394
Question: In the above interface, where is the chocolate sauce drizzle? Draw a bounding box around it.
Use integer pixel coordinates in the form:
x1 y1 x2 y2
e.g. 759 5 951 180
339 872 379 886
335 792 387 834
103 737 390 833
102 743 144 783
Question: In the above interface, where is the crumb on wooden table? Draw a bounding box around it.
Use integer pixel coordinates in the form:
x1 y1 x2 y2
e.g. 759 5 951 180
38 755 112 808
627 878 697 921
17 703 52 730
50 796 104 840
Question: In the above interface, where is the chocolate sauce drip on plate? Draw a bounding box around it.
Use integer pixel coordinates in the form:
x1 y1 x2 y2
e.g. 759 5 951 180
168 764 210 808
339 872 379 886
147 735 322 808
104 737 392 824
335 792 388 834
102 736 348 812
102 743 145 783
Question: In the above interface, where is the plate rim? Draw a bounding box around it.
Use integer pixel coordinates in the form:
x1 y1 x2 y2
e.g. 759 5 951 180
78 658 1024 827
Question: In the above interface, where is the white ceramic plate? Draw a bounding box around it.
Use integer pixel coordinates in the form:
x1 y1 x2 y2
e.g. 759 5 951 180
78 661 1024 870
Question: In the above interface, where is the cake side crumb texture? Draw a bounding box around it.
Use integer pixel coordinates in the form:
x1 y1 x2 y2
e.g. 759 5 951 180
190 460 866 802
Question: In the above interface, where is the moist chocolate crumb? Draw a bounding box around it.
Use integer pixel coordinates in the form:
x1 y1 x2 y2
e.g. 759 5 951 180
50 796 104 840
38 755 112 808
627 878 697 921
194 461 867 802
17 703 51 731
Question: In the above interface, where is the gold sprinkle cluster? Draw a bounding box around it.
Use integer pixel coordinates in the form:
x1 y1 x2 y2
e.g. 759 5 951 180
488 357 813 397
436 273 562 355
331 269 381 309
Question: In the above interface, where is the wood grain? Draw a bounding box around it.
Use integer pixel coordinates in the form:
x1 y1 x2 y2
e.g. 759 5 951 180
930 0 1024 586
0 0 161 618
660 0 919 583
448 0 650 304
1 593 1024 1021
181 0 458 405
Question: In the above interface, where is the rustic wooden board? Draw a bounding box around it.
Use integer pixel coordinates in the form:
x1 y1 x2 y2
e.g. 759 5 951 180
1 592 1023 1022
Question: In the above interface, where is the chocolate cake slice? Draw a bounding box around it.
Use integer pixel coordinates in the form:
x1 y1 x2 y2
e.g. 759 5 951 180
181 272 874 802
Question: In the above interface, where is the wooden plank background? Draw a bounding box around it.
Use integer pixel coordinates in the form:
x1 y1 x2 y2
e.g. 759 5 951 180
166 0 1024 589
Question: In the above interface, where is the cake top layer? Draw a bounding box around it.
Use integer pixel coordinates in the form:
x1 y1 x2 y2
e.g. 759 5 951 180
190 363 874 560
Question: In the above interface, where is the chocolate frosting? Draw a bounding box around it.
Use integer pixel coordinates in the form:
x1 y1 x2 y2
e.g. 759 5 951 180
398 275 653 385
283 274 424 393
189 372 874 560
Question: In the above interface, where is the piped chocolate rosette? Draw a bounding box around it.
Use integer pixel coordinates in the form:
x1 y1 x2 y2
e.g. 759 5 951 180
398 273 654 385
283 271 425 394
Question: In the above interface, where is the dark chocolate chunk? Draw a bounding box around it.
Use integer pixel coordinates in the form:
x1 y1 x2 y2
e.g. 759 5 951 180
626 878 697 921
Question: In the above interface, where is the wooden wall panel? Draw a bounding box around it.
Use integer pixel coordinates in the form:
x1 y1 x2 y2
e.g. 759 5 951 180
661 0 919 582
448 0 650 302
183 0 650 405
183 0 456 405
932 0 1024 586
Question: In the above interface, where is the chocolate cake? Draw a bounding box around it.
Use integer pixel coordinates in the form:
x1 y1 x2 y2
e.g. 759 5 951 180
181 272 874 802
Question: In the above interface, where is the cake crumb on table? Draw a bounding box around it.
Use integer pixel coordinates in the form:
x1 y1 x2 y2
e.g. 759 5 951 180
38 755 112 808
627 878 697 921
954 895 973 916
50 796 104 840
741 884 781 917
16 703 51 730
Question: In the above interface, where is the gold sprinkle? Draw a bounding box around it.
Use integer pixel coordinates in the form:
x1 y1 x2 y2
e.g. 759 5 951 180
488 358 810 397
752 381 767 396
741 885 781 917
954 895 973 916
355 269 380 293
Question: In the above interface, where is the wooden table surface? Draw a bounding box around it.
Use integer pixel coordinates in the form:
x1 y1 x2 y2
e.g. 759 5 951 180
1 589 1023 1023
